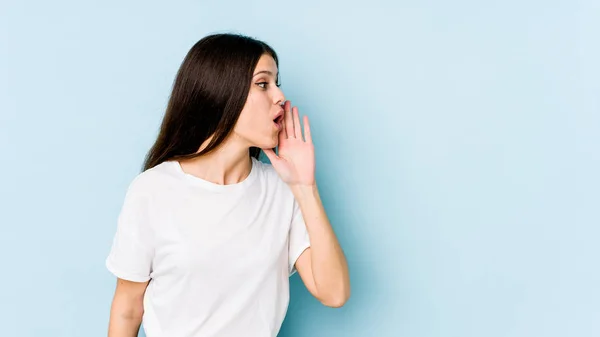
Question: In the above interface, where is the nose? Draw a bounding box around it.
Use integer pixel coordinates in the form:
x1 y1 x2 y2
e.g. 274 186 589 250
273 86 285 106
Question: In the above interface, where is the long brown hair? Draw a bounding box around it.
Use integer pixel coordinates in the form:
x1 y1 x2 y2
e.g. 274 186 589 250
142 33 279 171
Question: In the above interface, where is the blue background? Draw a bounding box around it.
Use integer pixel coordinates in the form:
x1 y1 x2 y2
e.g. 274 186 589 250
1 1 598 336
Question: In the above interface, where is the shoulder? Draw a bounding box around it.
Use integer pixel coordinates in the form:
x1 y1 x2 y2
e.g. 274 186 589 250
253 158 277 178
123 161 176 199
252 157 296 200
253 158 284 187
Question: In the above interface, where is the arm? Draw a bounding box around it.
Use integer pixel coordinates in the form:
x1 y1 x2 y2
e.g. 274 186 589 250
264 100 351 308
108 278 149 337
291 184 350 308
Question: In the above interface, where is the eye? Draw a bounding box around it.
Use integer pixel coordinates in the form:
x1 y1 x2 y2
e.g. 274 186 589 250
256 80 282 89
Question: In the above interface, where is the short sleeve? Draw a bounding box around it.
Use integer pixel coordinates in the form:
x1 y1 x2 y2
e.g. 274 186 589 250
105 181 154 282
288 199 311 276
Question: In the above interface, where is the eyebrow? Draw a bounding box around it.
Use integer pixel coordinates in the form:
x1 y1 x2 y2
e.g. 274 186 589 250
253 70 278 78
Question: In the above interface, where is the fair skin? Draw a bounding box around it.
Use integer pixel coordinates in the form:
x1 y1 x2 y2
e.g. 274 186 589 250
108 54 350 336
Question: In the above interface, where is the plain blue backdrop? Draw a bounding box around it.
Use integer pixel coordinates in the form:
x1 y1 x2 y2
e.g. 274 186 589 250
1 1 598 336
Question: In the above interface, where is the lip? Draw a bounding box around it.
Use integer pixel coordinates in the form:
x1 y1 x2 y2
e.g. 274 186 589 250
273 109 284 121
273 109 284 130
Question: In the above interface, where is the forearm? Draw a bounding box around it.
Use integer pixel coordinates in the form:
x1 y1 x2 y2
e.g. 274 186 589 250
291 183 350 303
108 295 144 337
108 313 142 337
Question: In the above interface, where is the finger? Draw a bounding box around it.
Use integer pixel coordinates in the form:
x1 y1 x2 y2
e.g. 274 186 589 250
293 106 302 139
277 124 286 150
284 100 295 138
303 115 313 144
263 148 279 163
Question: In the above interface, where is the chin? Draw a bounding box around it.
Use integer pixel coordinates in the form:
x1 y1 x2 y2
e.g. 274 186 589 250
256 137 278 150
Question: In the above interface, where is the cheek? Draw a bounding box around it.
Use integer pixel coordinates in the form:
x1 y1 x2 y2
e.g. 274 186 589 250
235 108 266 138
234 91 273 137
242 94 271 124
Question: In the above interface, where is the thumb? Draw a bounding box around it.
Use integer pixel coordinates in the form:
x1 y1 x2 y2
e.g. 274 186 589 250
263 148 279 164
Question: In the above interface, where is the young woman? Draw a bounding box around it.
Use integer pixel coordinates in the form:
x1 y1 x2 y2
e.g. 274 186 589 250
106 33 350 337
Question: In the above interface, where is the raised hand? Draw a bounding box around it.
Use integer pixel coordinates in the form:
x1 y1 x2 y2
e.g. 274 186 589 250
264 101 315 187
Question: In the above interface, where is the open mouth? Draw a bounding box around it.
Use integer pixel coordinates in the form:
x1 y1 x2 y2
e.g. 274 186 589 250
273 114 284 129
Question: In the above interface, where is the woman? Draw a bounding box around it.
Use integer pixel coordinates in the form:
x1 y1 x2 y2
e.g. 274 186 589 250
106 33 350 337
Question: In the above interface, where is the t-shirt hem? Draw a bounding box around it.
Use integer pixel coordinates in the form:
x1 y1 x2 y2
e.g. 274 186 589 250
288 244 311 276
105 258 151 283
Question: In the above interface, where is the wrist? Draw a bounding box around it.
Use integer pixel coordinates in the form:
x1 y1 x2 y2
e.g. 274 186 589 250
289 183 318 199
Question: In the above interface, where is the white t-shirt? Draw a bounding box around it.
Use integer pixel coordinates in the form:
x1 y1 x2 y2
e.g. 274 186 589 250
105 157 311 337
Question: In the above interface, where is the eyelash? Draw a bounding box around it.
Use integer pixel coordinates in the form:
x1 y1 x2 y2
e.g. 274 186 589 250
256 81 281 89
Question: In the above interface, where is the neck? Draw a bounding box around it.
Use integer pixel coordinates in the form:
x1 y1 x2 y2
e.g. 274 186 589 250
179 137 253 185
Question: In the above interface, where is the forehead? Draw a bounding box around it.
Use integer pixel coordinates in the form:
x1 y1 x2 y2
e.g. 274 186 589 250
254 54 278 75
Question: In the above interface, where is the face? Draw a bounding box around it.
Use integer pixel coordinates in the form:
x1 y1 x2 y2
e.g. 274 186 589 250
233 54 286 149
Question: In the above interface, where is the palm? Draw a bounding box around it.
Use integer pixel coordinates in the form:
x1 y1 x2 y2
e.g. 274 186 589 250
264 102 315 186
